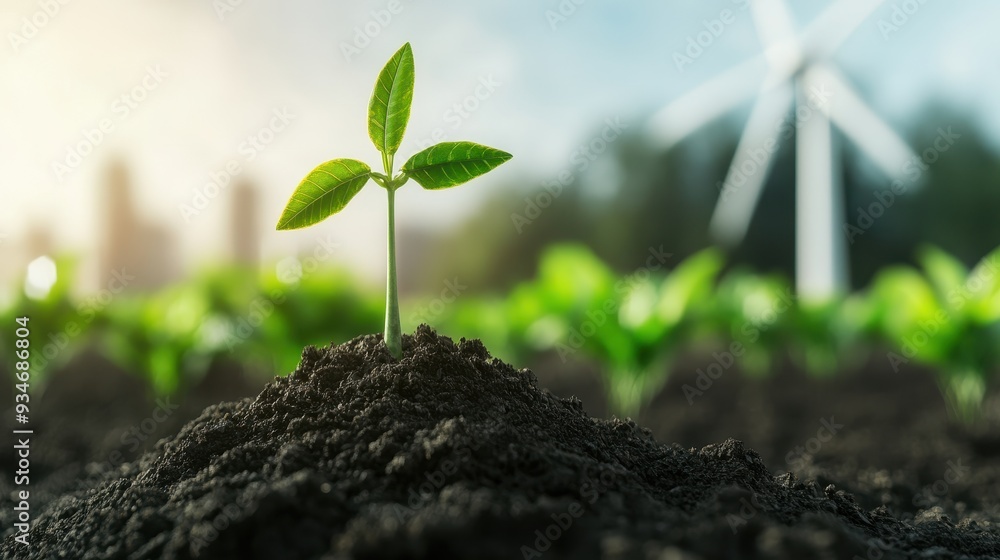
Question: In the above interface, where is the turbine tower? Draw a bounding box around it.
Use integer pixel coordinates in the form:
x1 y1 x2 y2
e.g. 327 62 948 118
649 0 918 300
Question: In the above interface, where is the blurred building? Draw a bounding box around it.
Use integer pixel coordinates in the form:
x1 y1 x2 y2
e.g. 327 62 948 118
24 226 54 258
99 160 181 292
228 180 261 268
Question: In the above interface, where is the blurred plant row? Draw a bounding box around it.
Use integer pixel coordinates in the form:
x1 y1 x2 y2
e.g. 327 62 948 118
434 244 1000 422
3 243 999 422
1 263 384 394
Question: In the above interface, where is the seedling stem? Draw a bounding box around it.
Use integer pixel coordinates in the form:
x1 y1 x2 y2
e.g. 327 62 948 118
384 155 402 359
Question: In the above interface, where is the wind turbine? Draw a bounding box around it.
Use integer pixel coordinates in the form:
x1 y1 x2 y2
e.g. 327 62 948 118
648 0 918 300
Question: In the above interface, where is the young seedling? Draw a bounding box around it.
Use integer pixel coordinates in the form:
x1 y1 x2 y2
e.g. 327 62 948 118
276 43 512 359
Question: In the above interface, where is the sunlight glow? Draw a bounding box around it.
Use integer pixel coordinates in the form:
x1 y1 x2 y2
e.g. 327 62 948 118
25 255 58 300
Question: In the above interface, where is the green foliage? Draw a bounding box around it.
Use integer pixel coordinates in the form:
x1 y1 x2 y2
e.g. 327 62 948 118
864 245 1000 420
275 160 371 230
708 270 793 377
368 43 415 156
430 243 999 421
100 284 209 394
610 249 724 414
276 42 511 359
402 142 513 190
4 242 998 423
0 256 85 384
789 299 856 376
489 246 725 415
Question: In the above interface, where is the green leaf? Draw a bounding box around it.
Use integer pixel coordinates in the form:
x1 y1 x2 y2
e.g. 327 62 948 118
918 246 967 305
402 141 512 189
967 246 1000 322
368 43 415 156
276 159 371 230
943 367 987 423
656 249 723 326
870 267 953 362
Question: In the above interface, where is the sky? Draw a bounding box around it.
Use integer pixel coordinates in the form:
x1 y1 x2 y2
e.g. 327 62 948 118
1 0 997 285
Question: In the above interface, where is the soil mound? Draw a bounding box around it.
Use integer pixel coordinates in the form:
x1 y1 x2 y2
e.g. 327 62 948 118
8 326 999 559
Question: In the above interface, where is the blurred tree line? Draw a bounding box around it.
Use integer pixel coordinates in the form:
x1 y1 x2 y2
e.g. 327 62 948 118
417 105 1000 293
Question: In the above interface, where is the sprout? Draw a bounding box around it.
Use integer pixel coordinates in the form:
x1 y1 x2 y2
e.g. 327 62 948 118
276 44 512 359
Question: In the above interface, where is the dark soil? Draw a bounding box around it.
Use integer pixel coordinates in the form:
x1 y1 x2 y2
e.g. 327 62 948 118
0 351 264 519
3 327 999 559
533 349 1000 534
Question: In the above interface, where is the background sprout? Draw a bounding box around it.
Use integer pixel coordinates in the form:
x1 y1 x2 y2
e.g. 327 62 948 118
275 43 512 358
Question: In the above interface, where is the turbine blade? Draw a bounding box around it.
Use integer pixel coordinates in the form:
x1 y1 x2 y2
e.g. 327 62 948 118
806 64 917 182
709 83 794 245
647 56 766 149
751 0 798 52
804 0 888 56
